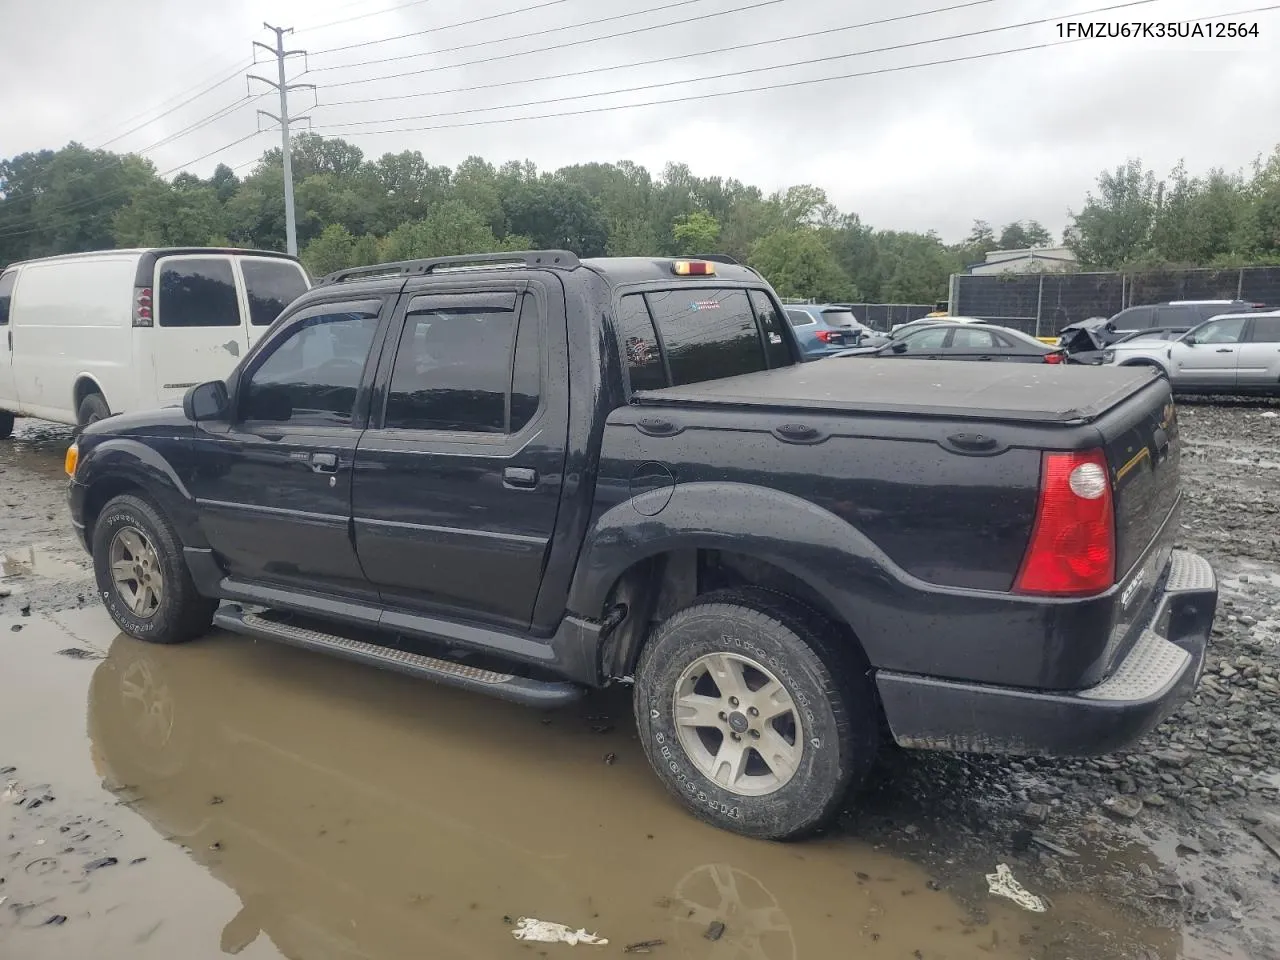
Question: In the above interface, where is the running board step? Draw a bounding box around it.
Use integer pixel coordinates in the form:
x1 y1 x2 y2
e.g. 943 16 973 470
212 606 584 708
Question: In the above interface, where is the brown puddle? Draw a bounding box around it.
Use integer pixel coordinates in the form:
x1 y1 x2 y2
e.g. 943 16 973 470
1 608 1181 959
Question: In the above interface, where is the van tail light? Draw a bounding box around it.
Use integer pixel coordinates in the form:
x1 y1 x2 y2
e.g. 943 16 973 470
133 286 153 327
1043 350 1066 364
1014 450 1115 596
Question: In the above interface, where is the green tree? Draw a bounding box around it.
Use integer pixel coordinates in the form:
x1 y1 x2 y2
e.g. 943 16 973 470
301 223 358 276
749 229 856 302
997 219 1053 249
113 178 226 246
380 199 530 260
0 144 157 264
1067 159 1159 268
671 210 720 254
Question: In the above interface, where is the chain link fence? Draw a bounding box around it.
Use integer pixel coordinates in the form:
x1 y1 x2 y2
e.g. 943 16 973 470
951 265 1280 337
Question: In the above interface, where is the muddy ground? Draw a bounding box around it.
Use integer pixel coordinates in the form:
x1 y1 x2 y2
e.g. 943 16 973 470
1 402 1278 960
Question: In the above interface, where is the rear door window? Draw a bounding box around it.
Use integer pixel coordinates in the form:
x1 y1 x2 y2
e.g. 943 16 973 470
644 288 766 386
241 259 309 327
383 294 523 434
0 271 14 325
157 258 240 327
786 309 815 327
1247 316 1280 343
950 328 999 350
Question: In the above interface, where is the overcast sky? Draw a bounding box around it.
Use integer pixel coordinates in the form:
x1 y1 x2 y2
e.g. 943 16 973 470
2 0 1277 242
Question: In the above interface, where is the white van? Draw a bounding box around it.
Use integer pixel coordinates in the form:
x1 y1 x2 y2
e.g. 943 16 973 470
0 247 310 437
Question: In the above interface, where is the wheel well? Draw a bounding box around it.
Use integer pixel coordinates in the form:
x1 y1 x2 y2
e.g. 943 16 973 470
599 549 860 678
73 376 105 412
83 478 148 551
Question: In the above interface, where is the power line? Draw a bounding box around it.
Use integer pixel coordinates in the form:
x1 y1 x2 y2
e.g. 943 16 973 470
307 3 1280 138
314 0 1160 128
311 0 577 55
314 0 1021 109
297 0 436 34
95 59 253 149
81 55 253 145
310 0 754 76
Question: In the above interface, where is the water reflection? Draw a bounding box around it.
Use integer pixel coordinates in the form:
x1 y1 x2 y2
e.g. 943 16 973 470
84 630 1151 960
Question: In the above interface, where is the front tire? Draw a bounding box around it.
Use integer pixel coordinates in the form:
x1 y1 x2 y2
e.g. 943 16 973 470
77 392 110 430
633 588 879 840
91 494 216 645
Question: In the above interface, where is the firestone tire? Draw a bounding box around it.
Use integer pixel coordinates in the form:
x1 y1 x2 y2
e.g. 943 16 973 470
92 494 216 645
632 587 879 840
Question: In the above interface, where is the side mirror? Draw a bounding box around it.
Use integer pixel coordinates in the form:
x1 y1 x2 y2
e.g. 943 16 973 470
183 381 229 422
1181 334 1197 346
891 341 908 354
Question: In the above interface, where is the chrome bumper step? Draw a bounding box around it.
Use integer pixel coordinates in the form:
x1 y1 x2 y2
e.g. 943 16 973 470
213 605 583 707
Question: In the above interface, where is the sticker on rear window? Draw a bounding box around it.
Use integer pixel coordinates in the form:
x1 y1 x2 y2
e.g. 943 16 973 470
690 300 721 312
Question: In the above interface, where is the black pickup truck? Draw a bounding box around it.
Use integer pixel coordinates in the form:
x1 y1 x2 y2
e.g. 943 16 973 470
66 251 1217 840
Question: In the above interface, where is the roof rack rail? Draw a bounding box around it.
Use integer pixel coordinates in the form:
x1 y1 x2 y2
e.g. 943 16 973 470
688 253 741 265
316 249 580 286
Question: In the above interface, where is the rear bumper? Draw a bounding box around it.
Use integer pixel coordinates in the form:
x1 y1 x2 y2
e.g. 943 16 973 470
876 549 1216 756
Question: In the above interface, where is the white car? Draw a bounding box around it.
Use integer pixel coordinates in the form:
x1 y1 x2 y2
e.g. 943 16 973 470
1101 309 1280 394
889 315 988 334
0 248 310 436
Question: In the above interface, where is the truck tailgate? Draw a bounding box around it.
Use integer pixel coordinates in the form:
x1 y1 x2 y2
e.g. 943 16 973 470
1096 376 1181 581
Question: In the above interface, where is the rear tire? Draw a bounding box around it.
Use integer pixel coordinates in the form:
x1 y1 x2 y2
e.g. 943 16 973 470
0 411 13 440
633 587 879 840
77 392 110 430
92 494 216 645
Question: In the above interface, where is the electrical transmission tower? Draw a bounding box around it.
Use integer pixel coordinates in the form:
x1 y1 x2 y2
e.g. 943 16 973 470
250 23 315 256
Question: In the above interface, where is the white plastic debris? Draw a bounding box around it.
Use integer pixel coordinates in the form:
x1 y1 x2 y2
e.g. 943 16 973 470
3 780 24 804
985 863 1046 913
511 918 609 945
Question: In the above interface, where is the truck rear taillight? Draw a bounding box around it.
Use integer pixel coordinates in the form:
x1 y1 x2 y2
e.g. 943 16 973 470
133 286 153 327
1014 450 1115 596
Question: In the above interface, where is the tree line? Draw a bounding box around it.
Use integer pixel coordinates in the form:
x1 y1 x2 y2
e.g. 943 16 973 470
3 134 1279 301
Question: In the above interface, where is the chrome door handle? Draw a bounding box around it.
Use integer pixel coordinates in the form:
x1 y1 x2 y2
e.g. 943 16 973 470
310 452 338 473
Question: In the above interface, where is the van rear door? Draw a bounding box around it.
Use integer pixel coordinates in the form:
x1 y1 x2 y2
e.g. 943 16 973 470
237 256 311 346
150 254 247 405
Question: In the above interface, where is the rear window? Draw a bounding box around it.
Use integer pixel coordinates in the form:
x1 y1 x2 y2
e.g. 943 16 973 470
158 258 239 327
786 309 815 326
820 310 857 329
242 259 308 326
644 288 768 387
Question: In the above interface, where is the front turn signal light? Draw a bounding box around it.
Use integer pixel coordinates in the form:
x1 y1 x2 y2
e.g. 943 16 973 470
65 443 79 478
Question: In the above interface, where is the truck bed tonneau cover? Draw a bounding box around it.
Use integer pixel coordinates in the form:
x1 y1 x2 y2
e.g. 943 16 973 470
632 358 1159 425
